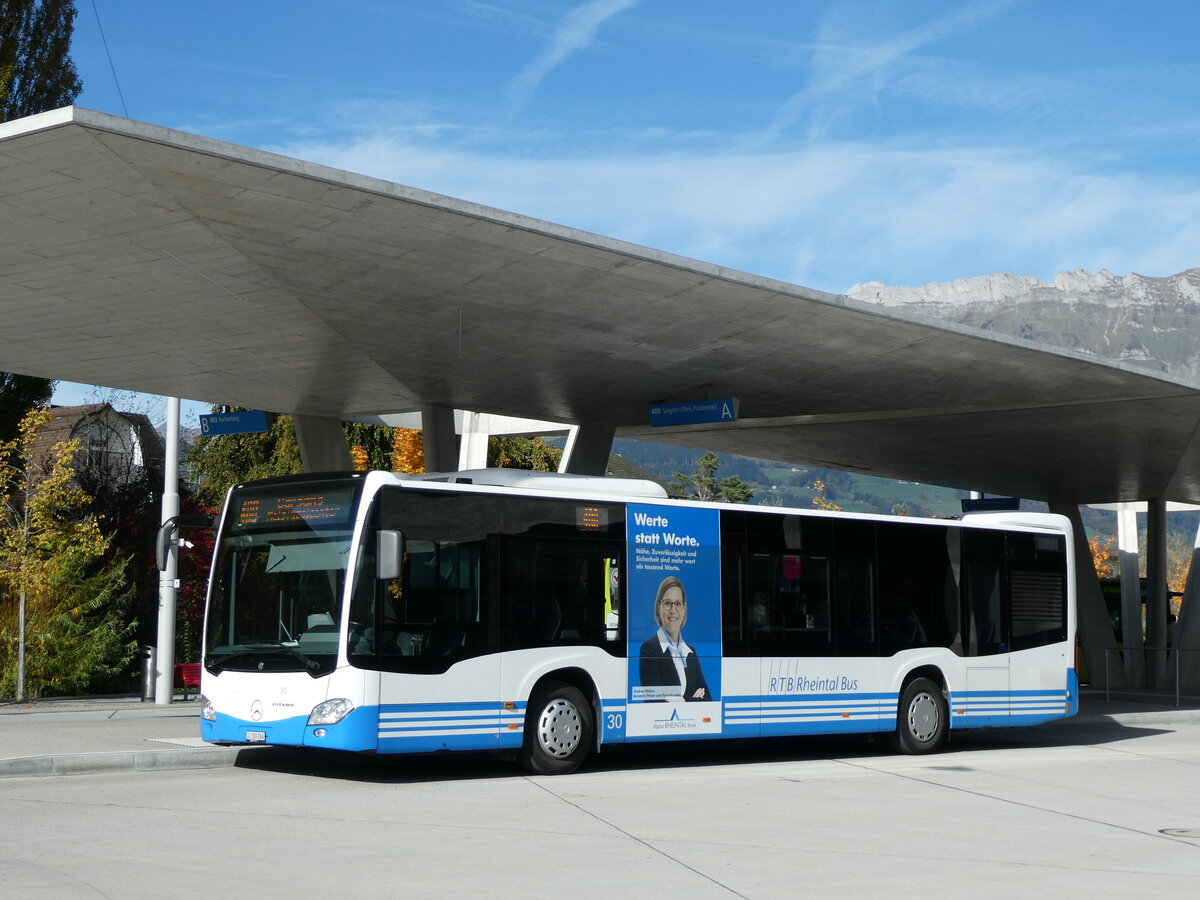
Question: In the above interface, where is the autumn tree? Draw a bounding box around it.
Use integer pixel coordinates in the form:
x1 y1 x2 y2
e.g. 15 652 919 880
173 494 215 663
1089 535 1118 580
343 421 395 471
186 412 302 508
0 409 135 698
810 479 841 511
1090 531 1191 617
489 435 563 472
669 452 754 503
187 411 397 507
75 448 159 651
391 428 424 473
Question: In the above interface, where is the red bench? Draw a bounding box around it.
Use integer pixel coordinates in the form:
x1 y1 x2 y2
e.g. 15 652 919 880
175 663 202 700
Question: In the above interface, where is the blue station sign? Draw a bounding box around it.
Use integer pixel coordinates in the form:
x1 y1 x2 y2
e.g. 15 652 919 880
199 410 269 436
648 398 739 428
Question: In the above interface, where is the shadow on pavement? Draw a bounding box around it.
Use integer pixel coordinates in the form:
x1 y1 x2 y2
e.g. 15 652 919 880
228 716 1172 785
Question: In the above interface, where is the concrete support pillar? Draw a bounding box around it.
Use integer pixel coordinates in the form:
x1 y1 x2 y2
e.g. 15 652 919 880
421 403 458 473
293 415 352 472
560 424 615 476
1146 498 1169 688
1117 504 1145 686
557 427 580 473
1173 519 1200 691
1050 501 1125 689
457 410 490 470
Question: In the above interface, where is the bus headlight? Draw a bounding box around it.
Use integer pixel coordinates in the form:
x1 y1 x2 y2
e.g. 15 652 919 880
308 697 355 726
199 694 216 721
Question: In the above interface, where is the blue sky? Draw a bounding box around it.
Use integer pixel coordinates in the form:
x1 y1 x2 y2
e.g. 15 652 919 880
52 0 1200 416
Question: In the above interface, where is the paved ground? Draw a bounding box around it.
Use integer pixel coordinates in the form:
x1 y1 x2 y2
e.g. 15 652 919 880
2 688 1199 779
4 699 1200 899
0 696 239 777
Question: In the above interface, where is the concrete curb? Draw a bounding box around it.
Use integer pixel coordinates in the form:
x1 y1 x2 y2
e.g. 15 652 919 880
0 746 254 779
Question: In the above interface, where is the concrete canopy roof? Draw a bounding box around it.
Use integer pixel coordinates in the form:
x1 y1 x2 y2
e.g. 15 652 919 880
2 107 1199 505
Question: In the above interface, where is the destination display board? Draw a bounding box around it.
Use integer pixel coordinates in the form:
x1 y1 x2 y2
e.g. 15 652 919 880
229 484 359 530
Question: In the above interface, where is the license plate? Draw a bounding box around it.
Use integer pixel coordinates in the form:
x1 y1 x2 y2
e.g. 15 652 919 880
245 731 266 742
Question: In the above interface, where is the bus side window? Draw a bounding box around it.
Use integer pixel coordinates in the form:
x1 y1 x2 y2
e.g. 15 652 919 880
500 539 622 652
721 547 747 654
964 530 1005 655
877 522 958 653
835 552 875 655
720 511 748 656
746 552 831 655
603 557 620 643
748 554 782 647
1007 533 1066 650
348 557 379 658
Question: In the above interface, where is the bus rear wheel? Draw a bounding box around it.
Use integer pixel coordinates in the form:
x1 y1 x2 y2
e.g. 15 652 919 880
892 677 947 754
518 682 593 775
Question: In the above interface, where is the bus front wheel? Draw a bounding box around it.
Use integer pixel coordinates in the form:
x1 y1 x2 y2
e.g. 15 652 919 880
518 682 593 775
892 677 947 754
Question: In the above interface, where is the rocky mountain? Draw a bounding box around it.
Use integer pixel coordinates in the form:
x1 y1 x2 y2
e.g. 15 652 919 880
847 268 1200 384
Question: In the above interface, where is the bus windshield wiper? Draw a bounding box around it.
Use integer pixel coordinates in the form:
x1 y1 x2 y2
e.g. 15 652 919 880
274 644 322 672
204 649 257 670
205 644 321 672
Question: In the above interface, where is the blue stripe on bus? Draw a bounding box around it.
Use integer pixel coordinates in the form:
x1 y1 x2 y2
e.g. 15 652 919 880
717 692 896 736
948 688 1070 728
380 700 503 712
949 691 1068 701
759 718 884 737
714 687 1071 734
375 701 527 753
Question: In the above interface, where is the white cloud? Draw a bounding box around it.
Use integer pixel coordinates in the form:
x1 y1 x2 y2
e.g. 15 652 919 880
757 0 1027 145
279 128 1200 295
504 0 640 114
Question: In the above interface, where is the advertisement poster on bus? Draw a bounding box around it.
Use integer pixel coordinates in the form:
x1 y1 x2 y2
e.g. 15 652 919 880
626 503 722 738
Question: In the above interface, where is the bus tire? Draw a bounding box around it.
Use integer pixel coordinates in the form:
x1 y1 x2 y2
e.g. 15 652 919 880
892 677 947 754
518 682 593 775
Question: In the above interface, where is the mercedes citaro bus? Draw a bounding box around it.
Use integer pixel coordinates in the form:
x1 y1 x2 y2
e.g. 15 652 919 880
183 468 1077 774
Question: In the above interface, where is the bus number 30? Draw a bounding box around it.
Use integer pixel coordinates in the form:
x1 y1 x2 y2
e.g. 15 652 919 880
606 714 623 730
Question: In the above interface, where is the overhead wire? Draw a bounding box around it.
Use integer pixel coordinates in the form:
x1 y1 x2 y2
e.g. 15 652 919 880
89 0 128 116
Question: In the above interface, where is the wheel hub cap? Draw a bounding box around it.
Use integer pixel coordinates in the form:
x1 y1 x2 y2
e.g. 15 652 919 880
908 692 939 742
538 698 582 758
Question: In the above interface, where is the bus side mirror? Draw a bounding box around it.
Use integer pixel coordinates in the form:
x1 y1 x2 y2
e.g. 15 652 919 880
377 530 405 581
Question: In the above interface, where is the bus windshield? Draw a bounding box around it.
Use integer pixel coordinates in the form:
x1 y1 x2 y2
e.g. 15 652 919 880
204 478 363 674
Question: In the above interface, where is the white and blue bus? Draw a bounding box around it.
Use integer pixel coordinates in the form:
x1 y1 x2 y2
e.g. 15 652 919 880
195 468 1078 774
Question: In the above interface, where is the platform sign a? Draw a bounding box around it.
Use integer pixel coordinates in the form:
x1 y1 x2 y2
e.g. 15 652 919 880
649 398 738 427
199 411 269 436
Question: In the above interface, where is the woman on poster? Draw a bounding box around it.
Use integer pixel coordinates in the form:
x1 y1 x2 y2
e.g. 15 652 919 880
638 576 710 701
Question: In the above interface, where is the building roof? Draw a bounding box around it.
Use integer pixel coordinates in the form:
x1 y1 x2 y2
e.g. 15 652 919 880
2 107 1199 504
33 404 108 461
29 404 165 484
